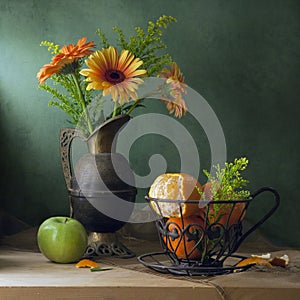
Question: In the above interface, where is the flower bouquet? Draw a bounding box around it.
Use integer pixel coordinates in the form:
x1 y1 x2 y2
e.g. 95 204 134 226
37 15 187 136
36 16 190 257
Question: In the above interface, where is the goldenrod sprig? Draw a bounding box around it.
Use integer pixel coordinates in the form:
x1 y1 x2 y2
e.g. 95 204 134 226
95 28 109 48
202 157 251 200
96 15 177 76
40 41 60 54
39 82 82 125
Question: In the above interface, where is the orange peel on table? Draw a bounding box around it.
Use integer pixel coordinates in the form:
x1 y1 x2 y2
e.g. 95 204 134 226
76 259 99 269
236 257 273 269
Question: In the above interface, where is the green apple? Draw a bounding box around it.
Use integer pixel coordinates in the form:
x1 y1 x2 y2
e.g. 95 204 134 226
37 216 88 263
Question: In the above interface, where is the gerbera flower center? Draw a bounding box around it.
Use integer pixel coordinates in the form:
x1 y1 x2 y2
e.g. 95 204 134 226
105 69 125 83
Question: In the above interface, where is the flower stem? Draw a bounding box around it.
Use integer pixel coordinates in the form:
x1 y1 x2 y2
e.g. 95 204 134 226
112 101 119 117
125 98 143 116
71 73 93 134
126 90 159 116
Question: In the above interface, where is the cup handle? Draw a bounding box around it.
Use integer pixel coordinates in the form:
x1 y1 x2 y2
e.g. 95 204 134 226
238 187 280 246
59 128 86 190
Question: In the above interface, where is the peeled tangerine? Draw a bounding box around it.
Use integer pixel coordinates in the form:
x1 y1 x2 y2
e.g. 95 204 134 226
148 173 202 218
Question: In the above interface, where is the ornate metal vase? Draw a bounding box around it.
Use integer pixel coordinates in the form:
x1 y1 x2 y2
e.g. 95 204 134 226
60 115 137 257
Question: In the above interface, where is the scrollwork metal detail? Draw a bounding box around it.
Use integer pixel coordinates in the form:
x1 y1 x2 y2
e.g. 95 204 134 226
59 128 85 190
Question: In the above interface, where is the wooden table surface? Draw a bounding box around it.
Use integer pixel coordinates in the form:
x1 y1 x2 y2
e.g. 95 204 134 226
1 230 300 300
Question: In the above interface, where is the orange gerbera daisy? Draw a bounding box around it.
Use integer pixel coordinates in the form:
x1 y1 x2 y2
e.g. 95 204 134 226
37 60 68 85
80 46 147 104
37 37 95 84
159 61 185 83
158 62 187 118
52 37 95 64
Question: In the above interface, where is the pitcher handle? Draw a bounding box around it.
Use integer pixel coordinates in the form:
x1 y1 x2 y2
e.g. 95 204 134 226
238 187 280 245
59 128 86 190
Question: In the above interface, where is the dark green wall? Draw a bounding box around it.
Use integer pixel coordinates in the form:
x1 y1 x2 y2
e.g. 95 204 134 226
1 0 299 247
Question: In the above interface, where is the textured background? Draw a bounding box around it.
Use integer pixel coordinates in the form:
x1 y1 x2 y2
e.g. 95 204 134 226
0 0 299 247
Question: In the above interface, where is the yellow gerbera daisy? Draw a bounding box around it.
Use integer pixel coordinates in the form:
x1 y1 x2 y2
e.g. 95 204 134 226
80 46 147 104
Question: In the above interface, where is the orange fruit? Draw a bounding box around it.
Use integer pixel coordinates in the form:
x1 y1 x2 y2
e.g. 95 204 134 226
164 215 204 260
200 181 218 200
199 182 246 226
205 202 246 226
149 173 202 218
76 259 99 268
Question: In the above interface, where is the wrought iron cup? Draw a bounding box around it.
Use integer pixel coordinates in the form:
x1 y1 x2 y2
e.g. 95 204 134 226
138 187 280 276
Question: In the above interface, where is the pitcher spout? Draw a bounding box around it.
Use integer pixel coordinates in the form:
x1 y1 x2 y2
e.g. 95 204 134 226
87 114 130 154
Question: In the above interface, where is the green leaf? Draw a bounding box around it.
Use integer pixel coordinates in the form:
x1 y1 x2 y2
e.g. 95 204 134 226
90 267 113 272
